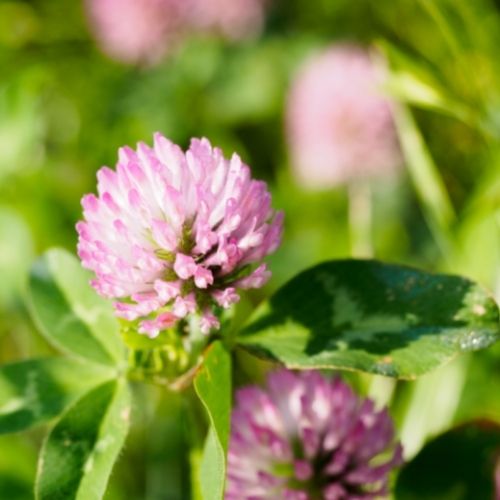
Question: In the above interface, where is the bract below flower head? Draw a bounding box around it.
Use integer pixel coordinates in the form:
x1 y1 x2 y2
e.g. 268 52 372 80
77 134 283 337
226 370 403 499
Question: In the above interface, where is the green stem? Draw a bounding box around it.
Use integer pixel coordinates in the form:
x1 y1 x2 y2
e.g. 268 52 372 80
348 180 373 258
368 375 397 408
125 330 208 391
393 103 457 260
183 388 207 500
398 355 469 459
417 0 463 65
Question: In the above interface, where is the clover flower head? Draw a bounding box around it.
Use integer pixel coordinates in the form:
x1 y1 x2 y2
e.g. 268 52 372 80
226 370 403 499
85 0 188 64
287 44 401 189
77 134 283 337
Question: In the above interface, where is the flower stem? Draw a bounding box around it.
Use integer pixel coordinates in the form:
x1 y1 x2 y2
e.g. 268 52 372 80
183 388 207 500
392 103 456 261
348 180 373 258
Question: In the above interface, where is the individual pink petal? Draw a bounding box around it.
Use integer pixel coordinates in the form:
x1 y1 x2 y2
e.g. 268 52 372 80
154 279 181 302
194 223 218 253
200 309 220 334
81 193 100 215
173 253 197 279
138 311 178 338
194 266 214 289
151 219 178 251
234 264 271 289
172 293 197 317
114 302 142 321
212 287 240 308
294 460 313 481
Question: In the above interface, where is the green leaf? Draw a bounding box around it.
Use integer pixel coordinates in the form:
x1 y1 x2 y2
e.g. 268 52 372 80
0 207 34 308
396 420 500 499
392 104 456 255
238 260 500 379
0 474 32 500
27 248 124 366
0 357 114 434
377 40 475 124
383 71 471 120
36 379 131 500
395 356 468 459
454 344 500 423
0 435 37 500
194 341 231 500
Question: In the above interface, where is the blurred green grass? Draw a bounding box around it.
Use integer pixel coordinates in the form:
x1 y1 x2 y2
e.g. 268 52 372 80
0 0 499 498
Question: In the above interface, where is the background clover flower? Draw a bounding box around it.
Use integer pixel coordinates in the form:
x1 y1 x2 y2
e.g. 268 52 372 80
286 44 401 189
188 0 270 41
226 370 403 499
85 0 271 65
85 0 188 64
77 134 283 337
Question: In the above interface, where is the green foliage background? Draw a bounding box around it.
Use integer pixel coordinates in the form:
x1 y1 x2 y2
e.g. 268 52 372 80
0 0 499 498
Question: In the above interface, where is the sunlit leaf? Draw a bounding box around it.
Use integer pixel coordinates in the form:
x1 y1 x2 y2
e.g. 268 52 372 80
392 104 456 255
36 379 131 500
238 260 499 379
27 248 124 366
0 435 36 500
378 40 475 124
0 207 33 308
194 341 231 500
0 357 113 434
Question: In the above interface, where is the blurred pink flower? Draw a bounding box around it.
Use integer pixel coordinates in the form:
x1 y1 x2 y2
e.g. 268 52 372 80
226 370 403 499
286 45 401 189
77 133 283 337
188 0 269 40
85 0 188 64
